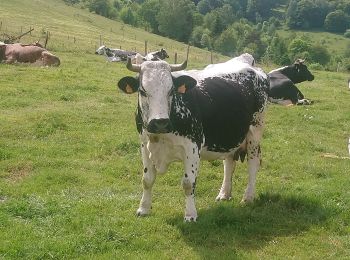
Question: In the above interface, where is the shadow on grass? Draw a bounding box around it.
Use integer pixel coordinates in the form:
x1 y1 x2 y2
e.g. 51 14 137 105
168 192 333 258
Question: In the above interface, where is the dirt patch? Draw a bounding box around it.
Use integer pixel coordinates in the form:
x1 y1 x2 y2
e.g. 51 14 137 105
6 162 33 182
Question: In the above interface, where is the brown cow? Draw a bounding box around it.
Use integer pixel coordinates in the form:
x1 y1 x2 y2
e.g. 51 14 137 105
0 43 60 66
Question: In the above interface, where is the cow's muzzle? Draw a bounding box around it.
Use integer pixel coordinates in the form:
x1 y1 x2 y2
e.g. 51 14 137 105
147 118 172 134
308 74 315 81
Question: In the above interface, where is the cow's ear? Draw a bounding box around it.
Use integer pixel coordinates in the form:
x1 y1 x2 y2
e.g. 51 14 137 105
118 76 139 94
173 75 197 94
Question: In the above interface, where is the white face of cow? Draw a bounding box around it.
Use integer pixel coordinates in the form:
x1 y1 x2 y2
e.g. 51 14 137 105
95 45 106 55
117 59 196 134
139 61 174 132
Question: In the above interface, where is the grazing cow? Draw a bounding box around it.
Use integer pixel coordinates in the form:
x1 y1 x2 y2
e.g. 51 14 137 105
117 53 269 221
144 48 169 61
268 59 314 105
0 43 60 66
95 45 137 62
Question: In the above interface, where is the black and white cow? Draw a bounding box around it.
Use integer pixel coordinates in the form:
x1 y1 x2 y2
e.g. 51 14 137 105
144 48 169 61
117 54 269 221
95 45 137 62
268 59 315 106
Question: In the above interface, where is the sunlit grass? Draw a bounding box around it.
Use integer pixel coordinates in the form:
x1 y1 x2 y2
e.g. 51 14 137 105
0 0 350 259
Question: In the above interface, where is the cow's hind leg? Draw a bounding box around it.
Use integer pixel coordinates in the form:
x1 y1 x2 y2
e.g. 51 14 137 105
241 120 264 204
137 143 156 216
216 156 236 201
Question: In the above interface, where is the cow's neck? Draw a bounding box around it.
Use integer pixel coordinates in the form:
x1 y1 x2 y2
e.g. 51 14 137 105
279 66 301 84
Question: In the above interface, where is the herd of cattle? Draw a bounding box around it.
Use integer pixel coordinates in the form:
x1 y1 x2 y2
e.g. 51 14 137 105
1 41 345 221
0 41 316 106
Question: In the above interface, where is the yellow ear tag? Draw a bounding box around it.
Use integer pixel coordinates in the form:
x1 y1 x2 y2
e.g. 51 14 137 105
125 84 133 94
178 84 186 94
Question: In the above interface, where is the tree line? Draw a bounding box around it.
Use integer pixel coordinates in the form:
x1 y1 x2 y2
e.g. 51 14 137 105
64 0 350 71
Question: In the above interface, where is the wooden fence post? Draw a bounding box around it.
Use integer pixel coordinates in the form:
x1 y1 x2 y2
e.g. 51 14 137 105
0 21 2 32
145 40 148 55
174 52 177 64
44 31 49 48
210 50 213 64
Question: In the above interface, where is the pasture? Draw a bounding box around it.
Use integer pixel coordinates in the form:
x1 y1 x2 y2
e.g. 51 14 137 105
1 0 350 259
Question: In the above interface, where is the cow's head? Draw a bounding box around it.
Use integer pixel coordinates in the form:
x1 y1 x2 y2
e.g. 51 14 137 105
118 59 197 134
159 48 169 59
292 59 314 83
95 45 106 55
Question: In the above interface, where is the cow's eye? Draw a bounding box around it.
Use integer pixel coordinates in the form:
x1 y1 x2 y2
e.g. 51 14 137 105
139 88 147 97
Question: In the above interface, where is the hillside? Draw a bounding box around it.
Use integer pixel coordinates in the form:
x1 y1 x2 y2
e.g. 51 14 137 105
0 0 350 259
0 0 226 68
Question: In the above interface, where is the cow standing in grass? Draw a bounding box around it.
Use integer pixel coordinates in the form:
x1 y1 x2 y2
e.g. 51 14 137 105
117 53 269 221
268 59 314 105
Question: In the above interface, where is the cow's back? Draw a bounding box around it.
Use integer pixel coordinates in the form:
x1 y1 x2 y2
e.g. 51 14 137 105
187 66 268 153
6 44 44 63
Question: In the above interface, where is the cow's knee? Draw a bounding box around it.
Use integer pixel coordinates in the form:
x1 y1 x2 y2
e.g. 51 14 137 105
182 174 196 196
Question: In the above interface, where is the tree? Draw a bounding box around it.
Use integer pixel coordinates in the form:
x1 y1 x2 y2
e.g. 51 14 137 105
286 0 299 28
264 35 290 64
214 27 237 55
288 38 311 61
139 0 161 33
309 44 330 65
119 6 137 25
286 0 330 29
157 0 196 42
324 10 349 33
203 10 226 36
86 0 113 18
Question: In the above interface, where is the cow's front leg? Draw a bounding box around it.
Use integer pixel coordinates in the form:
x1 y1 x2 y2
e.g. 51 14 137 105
137 143 156 216
242 124 263 204
182 149 200 222
216 156 236 201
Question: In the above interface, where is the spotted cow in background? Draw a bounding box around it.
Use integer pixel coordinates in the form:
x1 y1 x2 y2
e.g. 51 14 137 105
117 53 269 221
268 59 314 105
95 45 137 62
144 48 169 61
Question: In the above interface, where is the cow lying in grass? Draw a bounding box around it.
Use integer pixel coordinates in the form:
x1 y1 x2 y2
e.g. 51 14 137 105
117 53 269 221
0 43 60 66
268 59 314 106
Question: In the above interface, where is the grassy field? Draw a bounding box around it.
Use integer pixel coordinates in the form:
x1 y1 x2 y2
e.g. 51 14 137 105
1 0 350 259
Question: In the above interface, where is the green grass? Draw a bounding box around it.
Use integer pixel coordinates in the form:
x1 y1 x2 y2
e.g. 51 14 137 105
1 0 350 259
277 28 349 57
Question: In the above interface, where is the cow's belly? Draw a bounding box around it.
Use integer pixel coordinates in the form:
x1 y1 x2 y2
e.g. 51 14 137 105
201 148 232 160
201 143 242 161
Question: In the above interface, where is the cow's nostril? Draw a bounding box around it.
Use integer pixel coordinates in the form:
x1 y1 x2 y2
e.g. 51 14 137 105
148 119 171 133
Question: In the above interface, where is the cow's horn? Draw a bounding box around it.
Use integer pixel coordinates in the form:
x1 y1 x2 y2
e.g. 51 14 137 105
126 57 141 72
169 60 187 72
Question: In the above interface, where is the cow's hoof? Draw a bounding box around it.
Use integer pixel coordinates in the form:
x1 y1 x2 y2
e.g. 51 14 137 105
184 216 197 222
136 208 150 217
240 196 254 205
215 193 232 201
